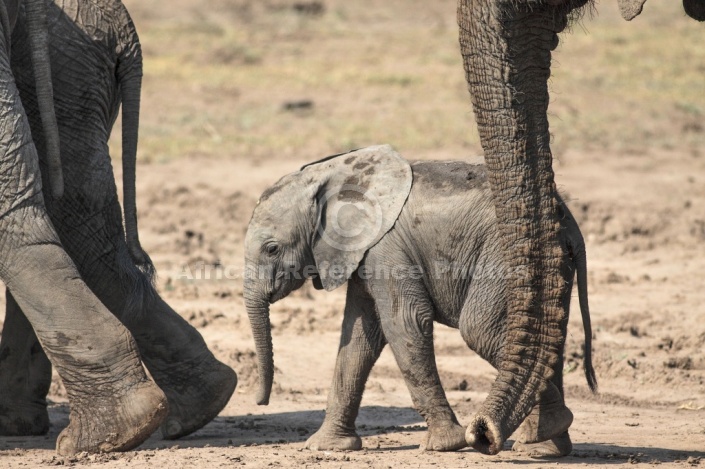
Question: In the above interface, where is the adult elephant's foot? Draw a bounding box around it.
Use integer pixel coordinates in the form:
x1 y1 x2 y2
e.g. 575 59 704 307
305 423 362 451
0 294 52 436
126 298 237 440
420 422 467 451
155 355 237 440
512 431 572 458
0 401 49 436
56 379 167 456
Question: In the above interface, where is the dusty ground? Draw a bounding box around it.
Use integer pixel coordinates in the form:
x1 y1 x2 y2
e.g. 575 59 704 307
2 0 705 467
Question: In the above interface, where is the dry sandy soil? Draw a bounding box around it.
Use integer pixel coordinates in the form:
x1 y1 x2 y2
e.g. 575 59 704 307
2 0 705 467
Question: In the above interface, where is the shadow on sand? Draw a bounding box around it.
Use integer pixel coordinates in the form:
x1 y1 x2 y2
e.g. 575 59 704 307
1 404 703 465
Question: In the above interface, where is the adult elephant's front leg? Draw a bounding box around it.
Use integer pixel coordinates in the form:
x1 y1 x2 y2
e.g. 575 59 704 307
0 18 166 451
42 199 237 441
0 205 168 455
305 275 385 451
0 292 51 435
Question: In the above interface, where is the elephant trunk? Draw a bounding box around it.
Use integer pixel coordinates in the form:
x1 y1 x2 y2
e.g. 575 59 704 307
458 0 588 454
25 0 62 198
244 279 274 406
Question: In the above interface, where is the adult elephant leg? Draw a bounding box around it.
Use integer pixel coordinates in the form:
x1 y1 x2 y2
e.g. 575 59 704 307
510 383 573 458
0 24 166 453
511 362 573 458
2 228 168 455
128 294 237 440
0 200 169 455
48 198 236 441
512 253 576 458
457 0 588 454
0 292 51 435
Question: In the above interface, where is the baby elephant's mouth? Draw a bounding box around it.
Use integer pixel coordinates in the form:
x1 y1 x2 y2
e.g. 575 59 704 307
269 283 287 303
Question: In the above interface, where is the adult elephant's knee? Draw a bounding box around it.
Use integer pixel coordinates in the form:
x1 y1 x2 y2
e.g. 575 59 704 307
0 206 168 455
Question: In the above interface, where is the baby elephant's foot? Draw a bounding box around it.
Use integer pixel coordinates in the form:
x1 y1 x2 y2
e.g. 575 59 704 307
420 422 467 452
516 403 573 444
512 431 573 458
305 423 362 451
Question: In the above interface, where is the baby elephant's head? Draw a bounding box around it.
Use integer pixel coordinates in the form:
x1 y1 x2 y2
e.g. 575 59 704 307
243 145 412 405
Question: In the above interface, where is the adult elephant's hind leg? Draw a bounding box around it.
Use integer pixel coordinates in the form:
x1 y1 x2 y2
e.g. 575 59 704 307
0 13 166 448
0 291 51 435
305 275 385 451
123 293 237 440
373 276 466 452
52 198 237 441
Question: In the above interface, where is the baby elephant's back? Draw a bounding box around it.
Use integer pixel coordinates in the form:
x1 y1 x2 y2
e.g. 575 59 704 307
405 160 494 226
409 160 490 196
406 160 577 241
399 160 498 261
390 160 499 321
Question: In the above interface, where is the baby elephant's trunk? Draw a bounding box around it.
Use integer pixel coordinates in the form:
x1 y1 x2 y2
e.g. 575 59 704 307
244 283 274 405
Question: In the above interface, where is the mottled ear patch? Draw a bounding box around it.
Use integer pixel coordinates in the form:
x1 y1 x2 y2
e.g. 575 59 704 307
300 148 362 171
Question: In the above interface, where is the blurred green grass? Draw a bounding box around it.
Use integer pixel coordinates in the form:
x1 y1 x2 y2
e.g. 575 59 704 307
116 0 704 164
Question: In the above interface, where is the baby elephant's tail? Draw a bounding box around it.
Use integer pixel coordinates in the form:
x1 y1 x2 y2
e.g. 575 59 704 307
574 246 598 393
561 199 598 394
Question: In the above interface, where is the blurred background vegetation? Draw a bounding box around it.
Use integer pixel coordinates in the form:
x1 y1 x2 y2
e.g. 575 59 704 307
118 0 704 165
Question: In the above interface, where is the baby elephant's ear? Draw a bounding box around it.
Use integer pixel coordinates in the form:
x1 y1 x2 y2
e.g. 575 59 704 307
308 145 412 291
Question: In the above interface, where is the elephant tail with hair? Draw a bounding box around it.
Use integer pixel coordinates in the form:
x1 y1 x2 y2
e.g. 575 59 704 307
25 0 63 198
575 243 598 393
561 199 598 393
116 5 154 282
560 199 597 393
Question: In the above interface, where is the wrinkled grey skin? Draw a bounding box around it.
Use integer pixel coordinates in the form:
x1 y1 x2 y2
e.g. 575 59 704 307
0 0 236 449
244 146 596 457
456 0 702 453
0 0 171 456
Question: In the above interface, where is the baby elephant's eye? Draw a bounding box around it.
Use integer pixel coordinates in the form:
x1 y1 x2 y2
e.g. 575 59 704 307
266 243 279 255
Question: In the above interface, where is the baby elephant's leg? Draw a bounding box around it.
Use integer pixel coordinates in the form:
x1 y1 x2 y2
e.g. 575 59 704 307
511 381 573 458
306 276 386 451
512 285 574 458
459 279 572 458
371 277 466 452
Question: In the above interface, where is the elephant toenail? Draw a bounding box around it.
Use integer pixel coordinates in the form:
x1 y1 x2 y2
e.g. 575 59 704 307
164 418 182 437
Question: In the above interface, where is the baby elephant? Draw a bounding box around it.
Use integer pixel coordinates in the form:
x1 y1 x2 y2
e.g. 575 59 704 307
244 145 596 457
